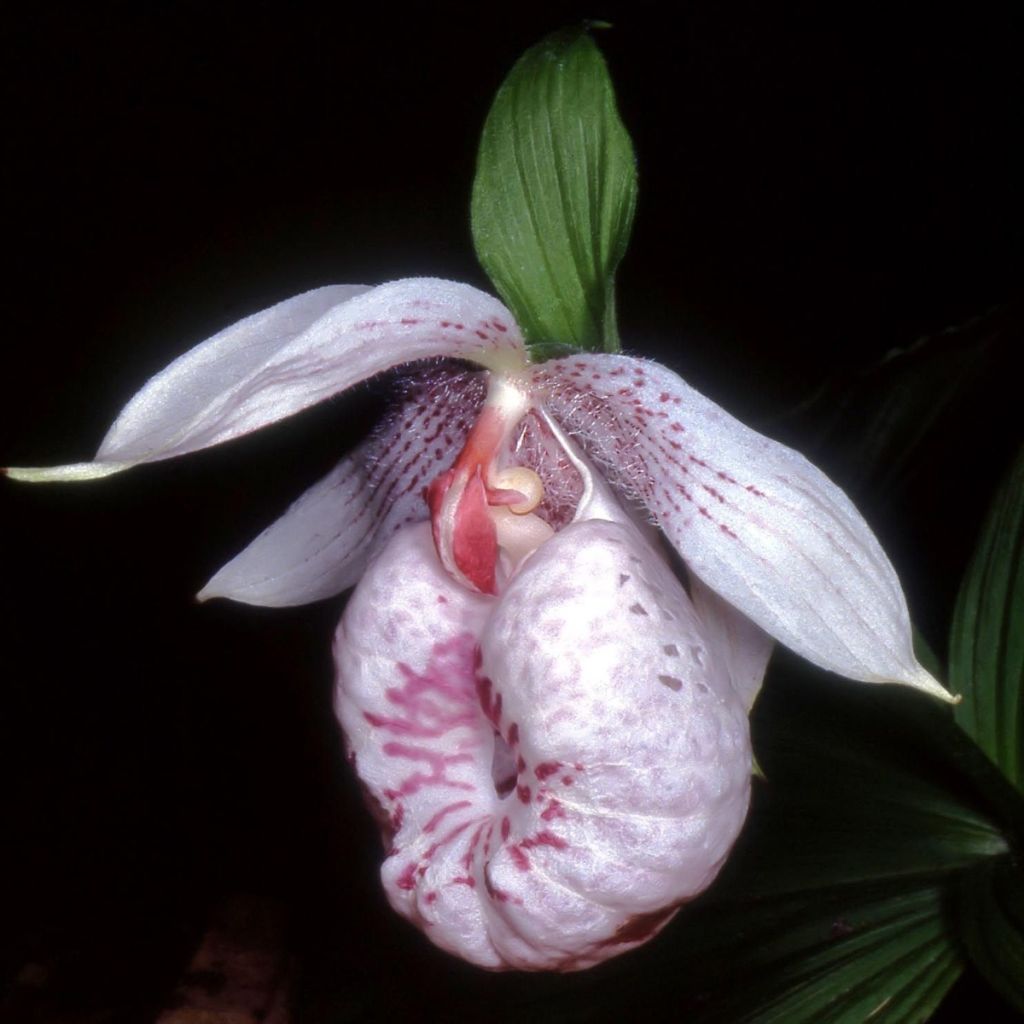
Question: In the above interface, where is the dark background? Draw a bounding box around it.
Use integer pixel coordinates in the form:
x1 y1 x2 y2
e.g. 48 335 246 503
2 2 1021 1020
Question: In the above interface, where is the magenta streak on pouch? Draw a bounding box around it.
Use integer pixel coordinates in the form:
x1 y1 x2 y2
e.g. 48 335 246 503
360 621 582 942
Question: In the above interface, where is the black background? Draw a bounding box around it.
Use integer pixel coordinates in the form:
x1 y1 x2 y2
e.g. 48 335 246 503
3 2 1022 1020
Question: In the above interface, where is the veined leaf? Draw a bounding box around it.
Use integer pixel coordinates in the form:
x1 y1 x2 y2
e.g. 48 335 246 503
786 300 1016 501
730 674 1007 899
658 673 1004 1022
950 443 1024 790
954 855 1024 1014
471 26 637 357
673 883 961 1024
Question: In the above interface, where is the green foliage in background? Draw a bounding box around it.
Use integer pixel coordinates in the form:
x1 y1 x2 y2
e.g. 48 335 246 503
472 25 636 358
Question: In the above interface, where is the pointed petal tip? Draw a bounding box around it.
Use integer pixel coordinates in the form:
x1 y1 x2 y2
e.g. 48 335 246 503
4 461 131 483
899 666 960 704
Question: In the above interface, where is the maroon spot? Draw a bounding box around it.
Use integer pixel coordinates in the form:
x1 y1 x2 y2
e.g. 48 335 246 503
520 830 568 852
516 755 527 773
540 800 567 822
746 484 766 497
484 870 511 903
400 317 421 325
461 822 488 871
423 800 472 834
475 330 488 340
659 392 671 402
453 875 476 888
396 862 418 891
508 845 531 871
501 817 511 842
720 524 738 539
600 908 674 946
492 320 508 333
425 890 438 904
516 784 532 804
507 722 520 746
561 776 574 786
534 761 561 781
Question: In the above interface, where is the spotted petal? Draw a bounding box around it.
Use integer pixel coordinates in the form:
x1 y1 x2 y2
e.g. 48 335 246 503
536 354 954 702
336 517 750 971
199 371 485 607
7 279 525 482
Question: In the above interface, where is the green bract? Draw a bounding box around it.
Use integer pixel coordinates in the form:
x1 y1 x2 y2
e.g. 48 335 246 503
951 443 1024 790
471 27 637 357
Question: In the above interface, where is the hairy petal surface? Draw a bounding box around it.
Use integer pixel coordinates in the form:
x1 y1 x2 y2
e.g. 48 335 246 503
534 354 953 701
335 517 750 971
8 279 524 482
200 371 485 606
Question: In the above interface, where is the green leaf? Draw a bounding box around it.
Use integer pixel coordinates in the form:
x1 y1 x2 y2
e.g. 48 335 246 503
656 674 1005 1022
954 855 1024 1014
672 883 962 1024
950 443 1024 790
787 300 1015 500
471 26 637 357
730 676 1008 898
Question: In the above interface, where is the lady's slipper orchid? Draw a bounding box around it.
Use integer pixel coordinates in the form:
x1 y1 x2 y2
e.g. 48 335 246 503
8 276 955 971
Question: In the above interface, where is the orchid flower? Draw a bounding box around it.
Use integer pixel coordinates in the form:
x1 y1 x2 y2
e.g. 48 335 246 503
8 276 955 971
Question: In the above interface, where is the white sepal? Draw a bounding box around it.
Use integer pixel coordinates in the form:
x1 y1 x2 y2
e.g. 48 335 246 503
8 279 524 482
536 353 955 702
200 370 484 607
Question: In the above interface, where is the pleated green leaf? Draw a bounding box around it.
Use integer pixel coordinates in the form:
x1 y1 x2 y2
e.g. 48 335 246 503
660 675 1005 1023
950 444 1024 790
471 26 637 356
792 301 1014 500
955 855 1024 1014
672 884 962 1024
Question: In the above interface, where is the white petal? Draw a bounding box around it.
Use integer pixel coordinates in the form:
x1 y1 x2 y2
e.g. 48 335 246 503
334 519 751 971
535 354 954 701
688 576 773 713
199 370 485 607
479 517 751 968
7 279 525 482
333 523 502 968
